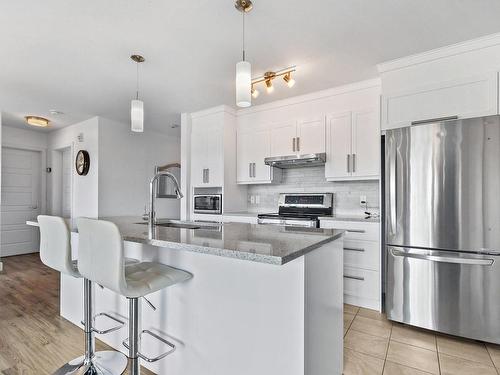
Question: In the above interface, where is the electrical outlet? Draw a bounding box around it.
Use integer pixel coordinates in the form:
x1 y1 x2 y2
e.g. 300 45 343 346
250 195 255 204
360 195 367 207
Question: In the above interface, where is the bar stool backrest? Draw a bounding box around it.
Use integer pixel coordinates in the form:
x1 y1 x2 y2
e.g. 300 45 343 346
77 218 127 296
38 215 79 277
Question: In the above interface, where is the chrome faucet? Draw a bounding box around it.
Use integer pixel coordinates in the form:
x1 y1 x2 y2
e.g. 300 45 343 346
148 171 183 231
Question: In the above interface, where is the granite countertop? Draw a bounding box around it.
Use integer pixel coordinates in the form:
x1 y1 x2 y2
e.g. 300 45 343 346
319 215 380 223
28 216 343 266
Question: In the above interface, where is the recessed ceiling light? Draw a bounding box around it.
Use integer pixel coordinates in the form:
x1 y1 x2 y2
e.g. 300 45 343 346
49 110 63 115
25 116 50 127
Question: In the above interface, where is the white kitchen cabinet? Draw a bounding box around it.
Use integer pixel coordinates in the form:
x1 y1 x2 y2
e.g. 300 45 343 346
270 121 297 157
237 128 281 185
297 118 326 154
325 109 379 181
191 114 224 187
381 72 498 130
320 219 381 310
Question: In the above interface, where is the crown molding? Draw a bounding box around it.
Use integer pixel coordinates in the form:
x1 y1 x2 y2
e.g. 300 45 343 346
190 105 236 119
237 78 381 117
378 32 500 73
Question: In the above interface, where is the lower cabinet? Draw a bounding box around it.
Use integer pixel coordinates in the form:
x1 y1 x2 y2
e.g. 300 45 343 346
320 219 381 311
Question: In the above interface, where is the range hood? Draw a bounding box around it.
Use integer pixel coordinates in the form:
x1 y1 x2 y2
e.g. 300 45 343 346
264 153 326 169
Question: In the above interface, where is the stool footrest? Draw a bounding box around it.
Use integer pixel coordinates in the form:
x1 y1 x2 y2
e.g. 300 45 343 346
123 329 176 363
80 312 125 335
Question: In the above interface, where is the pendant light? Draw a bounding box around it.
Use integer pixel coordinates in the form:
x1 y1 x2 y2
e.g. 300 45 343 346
235 0 253 108
131 54 145 132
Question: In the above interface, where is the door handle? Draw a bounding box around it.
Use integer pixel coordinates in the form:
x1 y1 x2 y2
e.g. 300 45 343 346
249 163 252 178
344 275 365 281
347 154 351 173
297 137 300 152
293 137 296 152
389 138 397 235
391 248 494 266
252 163 256 178
344 247 365 252
352 153 356 173
206 168 209 183
202 169 206 183
411 115 458 126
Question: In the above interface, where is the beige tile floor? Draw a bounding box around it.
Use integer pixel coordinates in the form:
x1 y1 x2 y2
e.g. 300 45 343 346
343 304 500 375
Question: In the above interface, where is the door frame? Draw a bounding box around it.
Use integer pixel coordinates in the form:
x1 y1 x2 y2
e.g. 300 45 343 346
2 142 47 215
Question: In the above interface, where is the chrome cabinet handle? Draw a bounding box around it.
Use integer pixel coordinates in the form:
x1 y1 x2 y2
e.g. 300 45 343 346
293 137 296 152
411 115 458 126
202 169 206 183
391 248 494 266
249 163 252 178
344 247 365 252
297 137 300 152
344 275 365 281
346 229 365 234
206 168 209 183
352 153 356 173
252 163 256 178
388 136 397 235
347 154 350 173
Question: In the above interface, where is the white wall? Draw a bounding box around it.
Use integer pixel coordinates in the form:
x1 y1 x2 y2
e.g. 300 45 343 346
98 118 181 218
48 117 99 218
2 126 48 150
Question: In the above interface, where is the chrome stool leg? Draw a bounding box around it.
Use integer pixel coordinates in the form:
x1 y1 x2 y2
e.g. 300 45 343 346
53 279 128 375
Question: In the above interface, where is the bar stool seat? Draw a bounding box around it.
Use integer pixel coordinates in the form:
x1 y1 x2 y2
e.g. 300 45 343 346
77 218 192 375
123 262 191 298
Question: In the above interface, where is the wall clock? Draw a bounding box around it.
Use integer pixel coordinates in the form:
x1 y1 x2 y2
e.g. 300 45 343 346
75 150 90 176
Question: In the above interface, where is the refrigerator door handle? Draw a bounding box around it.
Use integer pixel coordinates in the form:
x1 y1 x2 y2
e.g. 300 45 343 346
391 248 494 266
389 141 397 235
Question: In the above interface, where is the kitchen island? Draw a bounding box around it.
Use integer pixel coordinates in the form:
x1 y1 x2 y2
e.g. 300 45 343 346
28 217 344 375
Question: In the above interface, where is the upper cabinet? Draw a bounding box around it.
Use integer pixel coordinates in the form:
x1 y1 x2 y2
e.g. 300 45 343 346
381 73 498 130
326 108 379 181
237 128 281 185
269 119 326 156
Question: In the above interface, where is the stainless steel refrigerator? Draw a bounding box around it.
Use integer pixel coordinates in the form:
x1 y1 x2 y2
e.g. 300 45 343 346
385 115 500 344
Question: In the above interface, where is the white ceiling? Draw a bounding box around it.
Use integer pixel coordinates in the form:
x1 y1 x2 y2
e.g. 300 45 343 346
2 0 500 134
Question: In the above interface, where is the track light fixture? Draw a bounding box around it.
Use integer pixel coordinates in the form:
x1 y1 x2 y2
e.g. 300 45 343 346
251 66 296 98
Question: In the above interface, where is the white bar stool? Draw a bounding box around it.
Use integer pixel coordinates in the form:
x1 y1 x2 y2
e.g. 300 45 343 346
77 218 192 375
38 215 128 375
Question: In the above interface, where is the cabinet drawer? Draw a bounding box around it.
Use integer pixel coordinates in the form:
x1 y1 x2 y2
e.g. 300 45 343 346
320 220 379 241
344 240 380 271
343 267 380 301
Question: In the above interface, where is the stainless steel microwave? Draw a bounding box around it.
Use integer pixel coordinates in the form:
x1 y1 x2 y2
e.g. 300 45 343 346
193 194 222 214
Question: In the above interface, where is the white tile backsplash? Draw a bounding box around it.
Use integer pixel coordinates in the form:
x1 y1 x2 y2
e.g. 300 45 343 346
247 166 379 215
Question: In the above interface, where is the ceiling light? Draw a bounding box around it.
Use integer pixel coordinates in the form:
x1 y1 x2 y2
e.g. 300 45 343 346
283 72 295 88
235 0 253 108
265 79 274 93
25 116 50 127
251 86 259 98
131 54 145 132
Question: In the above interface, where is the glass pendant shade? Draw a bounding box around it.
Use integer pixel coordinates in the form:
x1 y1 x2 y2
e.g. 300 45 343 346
236 60 252 108
131 99 144 132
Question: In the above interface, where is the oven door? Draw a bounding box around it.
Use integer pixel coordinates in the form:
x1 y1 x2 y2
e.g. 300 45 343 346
386 246 500 344
193 195 222 214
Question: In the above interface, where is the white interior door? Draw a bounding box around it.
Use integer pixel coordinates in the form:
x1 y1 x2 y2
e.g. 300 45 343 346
61 147 72 217
1 147 42 256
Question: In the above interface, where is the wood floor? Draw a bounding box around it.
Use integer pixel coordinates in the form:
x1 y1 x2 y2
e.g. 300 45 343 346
0 253 153 375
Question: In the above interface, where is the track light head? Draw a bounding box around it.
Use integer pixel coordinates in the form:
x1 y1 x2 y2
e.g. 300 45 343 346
283 72 296 88
265 79 274 93
251 86 260 98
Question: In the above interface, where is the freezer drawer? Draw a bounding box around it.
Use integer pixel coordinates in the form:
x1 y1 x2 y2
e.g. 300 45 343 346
386 246 500 344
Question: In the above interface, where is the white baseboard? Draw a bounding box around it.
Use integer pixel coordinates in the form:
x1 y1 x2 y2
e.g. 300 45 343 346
344 294 381 312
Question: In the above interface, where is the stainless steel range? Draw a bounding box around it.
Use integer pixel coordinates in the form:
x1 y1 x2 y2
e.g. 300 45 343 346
257 193 333 228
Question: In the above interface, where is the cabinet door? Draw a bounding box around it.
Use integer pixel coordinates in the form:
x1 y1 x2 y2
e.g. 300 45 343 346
237 132 253 183
326 112 352 179
381 72 498 130
191 124 207 186
351 109 380 178
270 121 297 157
297 118 325 154
252 130 272 182
204 122 224 186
